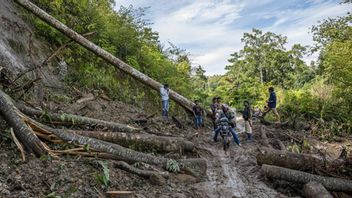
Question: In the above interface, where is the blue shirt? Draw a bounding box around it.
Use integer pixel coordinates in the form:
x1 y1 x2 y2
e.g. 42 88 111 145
268 92 277 108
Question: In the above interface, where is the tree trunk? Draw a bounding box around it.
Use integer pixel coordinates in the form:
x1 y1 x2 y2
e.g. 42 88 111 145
0 89 47 156
260 125 272 148
69 130 194 153
113 161 169 179
304 181 333 198
25 117 206 174
14 0 204 115
257 147 325 172
17 103 140 132
261 164 352 192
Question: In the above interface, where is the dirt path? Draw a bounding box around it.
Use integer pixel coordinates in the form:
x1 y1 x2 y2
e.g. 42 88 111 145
191 118 287 198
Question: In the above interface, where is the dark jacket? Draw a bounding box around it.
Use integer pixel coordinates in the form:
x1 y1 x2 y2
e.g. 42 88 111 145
243 106 252 121
268 91 277 108
193 105 203 116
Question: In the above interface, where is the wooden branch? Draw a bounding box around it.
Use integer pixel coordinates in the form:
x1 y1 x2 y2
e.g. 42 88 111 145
10 128 26 161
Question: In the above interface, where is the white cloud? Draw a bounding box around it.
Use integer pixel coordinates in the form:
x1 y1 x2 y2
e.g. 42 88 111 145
114 0 352 75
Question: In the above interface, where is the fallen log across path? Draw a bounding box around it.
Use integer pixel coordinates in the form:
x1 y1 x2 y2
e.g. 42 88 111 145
261 164 352 192
257 147 325 172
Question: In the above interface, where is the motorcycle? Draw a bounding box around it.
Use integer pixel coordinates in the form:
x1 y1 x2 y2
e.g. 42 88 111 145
218 117 231 153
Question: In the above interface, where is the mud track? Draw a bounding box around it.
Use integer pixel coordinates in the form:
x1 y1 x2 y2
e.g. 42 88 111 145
191 118 286 198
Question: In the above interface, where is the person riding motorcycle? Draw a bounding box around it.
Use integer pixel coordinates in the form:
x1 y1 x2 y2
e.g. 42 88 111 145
213 104 241 146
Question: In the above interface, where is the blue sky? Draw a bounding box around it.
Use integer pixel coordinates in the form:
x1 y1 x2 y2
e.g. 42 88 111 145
114 0 351 75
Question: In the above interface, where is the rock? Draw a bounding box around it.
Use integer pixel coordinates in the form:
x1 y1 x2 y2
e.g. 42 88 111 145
149 173 166 186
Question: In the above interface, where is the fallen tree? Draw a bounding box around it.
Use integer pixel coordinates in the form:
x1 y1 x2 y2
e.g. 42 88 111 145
17 103 141 133
256 148 351 177
69 130 194 153
25 117 206 175
304 181 333 198
14 0 210 116
0 89 48 156
257 147 325 172
261 164 352 192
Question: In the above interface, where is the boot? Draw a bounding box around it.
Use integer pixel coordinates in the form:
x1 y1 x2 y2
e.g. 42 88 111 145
247 133 252 141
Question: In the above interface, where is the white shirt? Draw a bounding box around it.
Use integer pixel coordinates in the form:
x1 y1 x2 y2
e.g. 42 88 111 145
160 87 169 101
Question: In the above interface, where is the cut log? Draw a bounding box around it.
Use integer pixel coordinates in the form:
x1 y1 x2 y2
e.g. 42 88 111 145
25 117 206 174
17 103 140 132
304 181 333 198
113 161 169 180
14 0 211 116
0 89 47 156
261 164 352 192
69 130 194 153
257 147 325 172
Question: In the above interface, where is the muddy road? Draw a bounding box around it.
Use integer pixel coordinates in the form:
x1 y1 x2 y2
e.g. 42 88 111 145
191 118 286 198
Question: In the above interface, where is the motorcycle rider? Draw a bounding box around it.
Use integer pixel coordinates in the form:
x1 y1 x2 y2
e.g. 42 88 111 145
213 104 241 146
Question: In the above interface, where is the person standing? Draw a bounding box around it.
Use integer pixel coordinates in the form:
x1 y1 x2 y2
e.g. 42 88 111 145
263 87 280 123
160 84 169 118
210 97 219 130
243 101 253 141
192 100 204 129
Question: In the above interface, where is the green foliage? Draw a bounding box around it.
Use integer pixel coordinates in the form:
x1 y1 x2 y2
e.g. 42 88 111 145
26 0 196 114
166 159 180 173
96 161 110 187
40 154 53 161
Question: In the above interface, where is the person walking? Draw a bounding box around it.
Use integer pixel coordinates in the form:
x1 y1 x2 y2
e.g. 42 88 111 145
160 84 169 119
263 87 280 123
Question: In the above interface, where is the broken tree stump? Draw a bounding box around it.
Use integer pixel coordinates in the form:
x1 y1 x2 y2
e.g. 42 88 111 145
0 89 47 156
261 164 352 192
304 181 333 198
